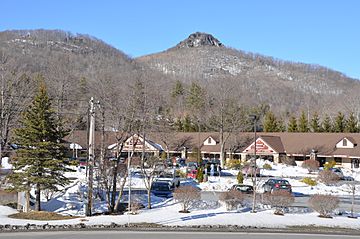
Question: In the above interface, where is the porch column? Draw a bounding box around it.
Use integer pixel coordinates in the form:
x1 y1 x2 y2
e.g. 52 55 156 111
273 153 280 164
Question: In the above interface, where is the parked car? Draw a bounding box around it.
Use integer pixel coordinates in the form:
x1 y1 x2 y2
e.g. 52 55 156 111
187 169 197 179
177 158 186 167
242 165 260 177
329 167 344 179
230 184 254 194
156 173 181 188
263 179 292 193
187 162 198 170
78 158 87 169
151 181 173 198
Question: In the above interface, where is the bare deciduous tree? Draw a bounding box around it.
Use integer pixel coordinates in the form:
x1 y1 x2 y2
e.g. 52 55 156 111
141 155 163 209
173 185 201 213
308 194 339 218
263 190 294 215
301 159 320 173
219 189 246 211
317 170 340 186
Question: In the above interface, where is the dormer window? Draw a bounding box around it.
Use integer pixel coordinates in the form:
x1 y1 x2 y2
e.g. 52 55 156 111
343 139 347 147
204 136 217 146
336 137 355 149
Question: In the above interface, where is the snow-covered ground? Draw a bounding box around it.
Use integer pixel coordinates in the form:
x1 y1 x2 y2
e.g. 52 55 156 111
1 160 360 229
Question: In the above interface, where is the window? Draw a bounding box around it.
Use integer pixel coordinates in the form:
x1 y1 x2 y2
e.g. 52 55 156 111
208 138 212 144
334 157 342 165
343 139 347 147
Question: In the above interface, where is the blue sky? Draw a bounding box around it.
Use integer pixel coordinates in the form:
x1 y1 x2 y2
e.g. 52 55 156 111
1 0 359 79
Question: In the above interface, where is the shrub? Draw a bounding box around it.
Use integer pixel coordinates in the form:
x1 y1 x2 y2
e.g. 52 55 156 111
130 196 142 215
308 194 339 218
302 159 319 173
237 171 244 184
226 159 241 169
301 177 317 186
323 160 336 170
176 170 187 178
196 167 204 183
317 170 340 186
262 163 272 170
173 186 201 213
219 190 245 211
263 190 294 215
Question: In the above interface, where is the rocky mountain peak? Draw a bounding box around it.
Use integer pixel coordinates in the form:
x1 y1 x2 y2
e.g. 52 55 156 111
175 32 223 49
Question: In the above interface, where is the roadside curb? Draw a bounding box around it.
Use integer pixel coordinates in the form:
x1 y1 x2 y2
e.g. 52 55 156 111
1 223 360 235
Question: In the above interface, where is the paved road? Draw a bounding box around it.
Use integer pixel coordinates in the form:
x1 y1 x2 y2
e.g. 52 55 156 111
0 231 359 239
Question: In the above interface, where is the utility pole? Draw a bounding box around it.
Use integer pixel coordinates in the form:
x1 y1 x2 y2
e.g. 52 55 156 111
249 114 257 213
86 97 95 216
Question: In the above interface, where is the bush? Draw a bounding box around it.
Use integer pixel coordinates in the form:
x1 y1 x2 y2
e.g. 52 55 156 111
226 159 241 169
323 160 337 170
317 170 340 186
173 186 201 213
176 170 186 178
237 171 244 184
308 194 339 218
263 190 294 215
301 177 317 186
196 167 204 183
302 159 319 173
219 190 245 211
263 163 272 170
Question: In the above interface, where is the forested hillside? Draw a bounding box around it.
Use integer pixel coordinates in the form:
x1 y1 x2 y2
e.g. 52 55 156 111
1 29 359 151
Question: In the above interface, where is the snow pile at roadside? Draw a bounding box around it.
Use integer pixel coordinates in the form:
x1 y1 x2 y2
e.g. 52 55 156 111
1 203 360 229
1 157 12 169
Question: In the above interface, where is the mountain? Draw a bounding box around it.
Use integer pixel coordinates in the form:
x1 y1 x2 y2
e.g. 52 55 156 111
137 32 360 115
1 29 359 127
0 29 168 126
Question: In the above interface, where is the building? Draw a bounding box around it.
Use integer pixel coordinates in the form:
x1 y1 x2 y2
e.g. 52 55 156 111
64 131 360 169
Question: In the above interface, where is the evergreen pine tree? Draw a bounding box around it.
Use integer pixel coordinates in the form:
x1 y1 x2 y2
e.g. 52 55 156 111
346 112 358 133
171 80 185 98
298 111 309 132
322 114 333 132
8 79 70 211
310 112 321 132
287 115 298 132
263 111 279 132
334 112 346 132
186 82 205 112
277 118 286 132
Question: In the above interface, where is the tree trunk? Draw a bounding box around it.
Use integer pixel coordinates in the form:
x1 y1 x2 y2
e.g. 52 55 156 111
114 176 127 212
35 183 41 211
25 190 30 213
147 189 152 209
110 160 119 213
219 127 225 168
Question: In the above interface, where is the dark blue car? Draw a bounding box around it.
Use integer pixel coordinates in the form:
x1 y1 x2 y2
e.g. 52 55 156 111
151 181 173 198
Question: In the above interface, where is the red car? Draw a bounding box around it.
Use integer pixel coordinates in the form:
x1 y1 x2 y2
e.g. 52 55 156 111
187 169 197 179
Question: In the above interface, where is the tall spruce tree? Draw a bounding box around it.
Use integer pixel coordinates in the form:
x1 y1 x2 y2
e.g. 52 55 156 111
263 111 279 132
8 79 70 211
346 112 359 133
322 114 333 132
287 115 298 132
310 112 321 132
298 111 309 132
334 112 346 133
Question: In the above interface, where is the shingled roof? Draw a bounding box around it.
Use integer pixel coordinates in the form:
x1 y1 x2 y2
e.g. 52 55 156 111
63 131 360 158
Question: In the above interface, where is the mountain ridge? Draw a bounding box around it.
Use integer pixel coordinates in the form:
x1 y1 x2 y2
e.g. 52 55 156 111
1 29 359 119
